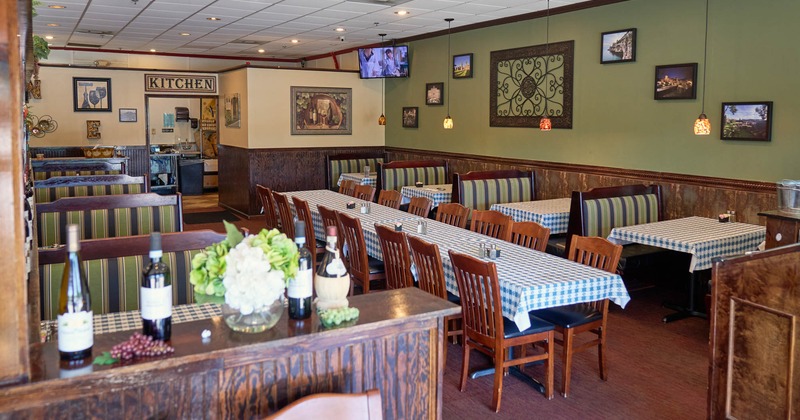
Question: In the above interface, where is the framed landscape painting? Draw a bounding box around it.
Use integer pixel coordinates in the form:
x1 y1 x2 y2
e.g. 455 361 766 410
721 101 772 141
654 63 697 100
601 28 636 64
453 53 473 78
291 86 352 135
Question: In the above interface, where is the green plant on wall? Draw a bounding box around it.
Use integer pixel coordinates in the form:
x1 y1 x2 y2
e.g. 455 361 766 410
29 0 50 99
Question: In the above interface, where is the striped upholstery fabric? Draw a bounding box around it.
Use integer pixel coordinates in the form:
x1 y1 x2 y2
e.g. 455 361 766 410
34 170 120 181
40 250 200 320
382 166 447 192
35 183 144 204
38 206 180 247
582 194 660 238
329 157 383 189
458 177 534 210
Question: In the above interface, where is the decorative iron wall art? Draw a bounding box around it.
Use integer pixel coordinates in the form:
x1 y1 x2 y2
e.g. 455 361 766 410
489 40 574 129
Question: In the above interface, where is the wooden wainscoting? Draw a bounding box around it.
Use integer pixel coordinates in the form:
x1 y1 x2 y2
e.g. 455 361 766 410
386 147 775 225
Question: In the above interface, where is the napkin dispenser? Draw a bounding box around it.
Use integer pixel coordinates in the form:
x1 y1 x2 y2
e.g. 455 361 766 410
175 107 190 121
346 201 356 209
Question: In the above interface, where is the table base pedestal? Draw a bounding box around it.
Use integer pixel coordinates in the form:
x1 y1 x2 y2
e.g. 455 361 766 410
662 271 709 323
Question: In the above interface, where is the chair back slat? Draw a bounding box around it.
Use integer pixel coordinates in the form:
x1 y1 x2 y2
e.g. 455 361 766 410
568 235 621 313
407 197 432 218
375 225 413 289
408 235 448 300
377 190 402 209
354 184 376 202
470 210 513 241
339 180 357 196
292 196 318 263
337 212 370 292
256 184 280 230
272 191 295 240
449 250 503 349
510 221 550 252
435 203 470 229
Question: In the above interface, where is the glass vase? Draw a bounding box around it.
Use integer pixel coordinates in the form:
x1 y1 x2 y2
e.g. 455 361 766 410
222 298 283 333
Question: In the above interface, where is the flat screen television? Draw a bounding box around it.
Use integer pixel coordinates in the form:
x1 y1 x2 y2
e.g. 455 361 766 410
358 45 409 79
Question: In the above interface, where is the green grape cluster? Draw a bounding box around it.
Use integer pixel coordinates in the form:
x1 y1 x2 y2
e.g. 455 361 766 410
189 240 231 297
319 306 360 328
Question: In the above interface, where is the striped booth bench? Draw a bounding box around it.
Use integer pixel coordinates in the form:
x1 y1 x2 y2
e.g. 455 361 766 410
377 160 449 194
36 193 183 247
34 175 146 204
554 184 673 288
34 170 121 181
38 230 224 320
326 152 385 191
452 169 535 211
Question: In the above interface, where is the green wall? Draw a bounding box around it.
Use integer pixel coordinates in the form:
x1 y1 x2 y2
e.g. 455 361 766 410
385 0 800 182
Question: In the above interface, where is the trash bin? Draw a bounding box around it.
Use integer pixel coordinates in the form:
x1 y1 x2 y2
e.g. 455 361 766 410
178 159 204 195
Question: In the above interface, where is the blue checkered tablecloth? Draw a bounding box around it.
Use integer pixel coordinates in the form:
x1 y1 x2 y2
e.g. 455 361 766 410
491 198 571 234
607 216 766 272
41 303 222 341
400 184 452 208
375 218 629 331
337 172 377 187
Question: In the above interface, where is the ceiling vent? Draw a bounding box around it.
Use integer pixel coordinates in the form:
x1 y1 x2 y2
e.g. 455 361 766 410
231 40 263 45
345 0 412 5
75 29 115 36
67 42 104 48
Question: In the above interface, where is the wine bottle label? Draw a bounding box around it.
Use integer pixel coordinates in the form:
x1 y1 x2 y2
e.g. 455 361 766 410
288 268 313 298
326 258 347 277
59 362 93 379
58 311 93 353
140 285 173 320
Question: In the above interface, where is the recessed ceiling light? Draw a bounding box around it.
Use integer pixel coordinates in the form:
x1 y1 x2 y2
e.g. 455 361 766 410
258 49 265 53
45 35 54 40
150 48 156 52
394 10 408 16
180 32 190 36
48 5 66 9
47 23 59 27
335 27 345 32
207 17 221 21
291 39 299 44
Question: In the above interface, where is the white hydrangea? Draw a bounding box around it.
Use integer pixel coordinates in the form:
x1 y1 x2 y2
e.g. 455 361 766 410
223 239 285 315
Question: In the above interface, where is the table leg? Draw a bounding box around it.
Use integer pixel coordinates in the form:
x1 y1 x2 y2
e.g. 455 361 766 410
662 270 709 323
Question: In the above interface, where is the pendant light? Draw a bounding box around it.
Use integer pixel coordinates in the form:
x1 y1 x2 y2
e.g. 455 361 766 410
443 18 454 130
539 0 552 131
693 0 711 135
378 33 387 125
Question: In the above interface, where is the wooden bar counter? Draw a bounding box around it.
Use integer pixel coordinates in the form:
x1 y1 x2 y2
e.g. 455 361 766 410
0 288 459 419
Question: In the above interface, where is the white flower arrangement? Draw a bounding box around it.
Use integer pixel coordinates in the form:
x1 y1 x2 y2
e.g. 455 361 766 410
223 237 287 315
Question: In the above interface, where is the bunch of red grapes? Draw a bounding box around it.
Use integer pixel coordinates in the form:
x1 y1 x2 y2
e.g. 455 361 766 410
110 332 175 361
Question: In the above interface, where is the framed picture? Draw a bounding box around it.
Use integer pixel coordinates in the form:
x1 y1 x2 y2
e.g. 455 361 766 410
86 120 101 139
721 101 773 141
425 82 444 106
601 28 636 64
291 86 352 135
654 63 697 100
119 108 137 122
453 53 473 78
402 107 419 128
224 93 241 128
73 77 112 112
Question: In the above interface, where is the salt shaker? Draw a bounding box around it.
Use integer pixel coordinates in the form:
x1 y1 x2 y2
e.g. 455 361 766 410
363 165 371 176
477 241 487 257
488 244 498 260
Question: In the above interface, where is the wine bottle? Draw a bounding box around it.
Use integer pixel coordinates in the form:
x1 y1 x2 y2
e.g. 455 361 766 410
314 226 350 309
58 224 93 361
141 232 172 341
288 220 313 319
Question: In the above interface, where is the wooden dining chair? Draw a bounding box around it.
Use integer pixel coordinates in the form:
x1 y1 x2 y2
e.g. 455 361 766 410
407 196 433 218
336 212 386 295
266 389 383 420
530 235 622 397
292 196 325 264
407 235 462 364
449 250 554 412
374 224 414 290
338 180 356 196
435 202 470 229
376 189 402 209
510 221 551 252
256 184 280 230
470 210 513 241
353 184 376 201
272 191 295 240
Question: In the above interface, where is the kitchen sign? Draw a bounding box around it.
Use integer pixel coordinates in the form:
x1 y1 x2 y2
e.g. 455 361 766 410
145 74 217 93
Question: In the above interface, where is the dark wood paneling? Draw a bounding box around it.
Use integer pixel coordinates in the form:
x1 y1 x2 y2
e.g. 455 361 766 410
218 144 250 216
386 147 775 225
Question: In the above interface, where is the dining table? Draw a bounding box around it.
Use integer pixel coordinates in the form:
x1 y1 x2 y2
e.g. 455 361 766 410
490 198 571 235
337 172 376 187
285 189 630 332
607 216 766 322
400 183 452 207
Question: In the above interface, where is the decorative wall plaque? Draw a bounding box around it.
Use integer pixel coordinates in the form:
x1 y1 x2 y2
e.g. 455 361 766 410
489 40 574 129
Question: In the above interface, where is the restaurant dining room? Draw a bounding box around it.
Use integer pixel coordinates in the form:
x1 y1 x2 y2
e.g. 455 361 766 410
3 0 800 418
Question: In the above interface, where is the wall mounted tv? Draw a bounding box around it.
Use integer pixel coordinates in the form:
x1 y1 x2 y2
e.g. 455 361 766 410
358 46 409 79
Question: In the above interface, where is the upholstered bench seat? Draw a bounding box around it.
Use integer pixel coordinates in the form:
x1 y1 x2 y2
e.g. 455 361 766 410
327 153 385 190
34 170 120 181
